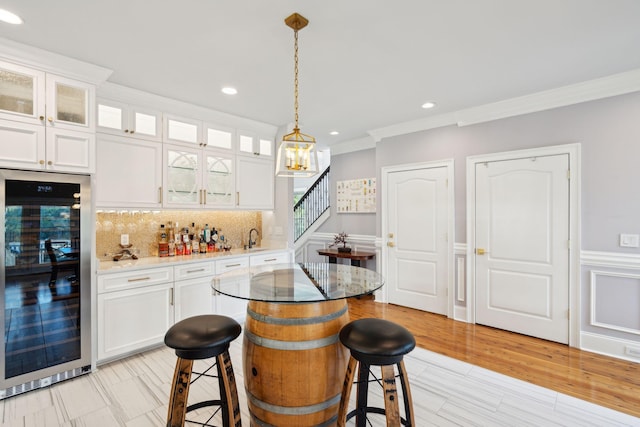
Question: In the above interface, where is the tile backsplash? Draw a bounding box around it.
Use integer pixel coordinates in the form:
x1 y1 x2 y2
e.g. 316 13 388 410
96 210 261 260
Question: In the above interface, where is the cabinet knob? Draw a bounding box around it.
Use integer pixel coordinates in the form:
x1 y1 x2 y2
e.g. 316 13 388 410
47 117 53 123
47 160 53 166
39 115 45 121
130 130 135 134
124 129 129 133
387 242 395 247
39 160 45 165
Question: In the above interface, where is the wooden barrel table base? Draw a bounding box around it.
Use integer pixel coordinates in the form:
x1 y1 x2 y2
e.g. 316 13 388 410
243 299 350 426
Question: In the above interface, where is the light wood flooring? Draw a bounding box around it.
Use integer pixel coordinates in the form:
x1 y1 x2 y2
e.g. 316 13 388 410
0 299 638 426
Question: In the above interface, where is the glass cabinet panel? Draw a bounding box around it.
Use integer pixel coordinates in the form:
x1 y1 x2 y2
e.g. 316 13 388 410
239 134 254 154
0 69 34 116
207 127 233 150
97 104 123 130
166 149 199 204
55 82 87 126
205 153 233 206
134 112 157 137
167 119 199 144
259 138 273 156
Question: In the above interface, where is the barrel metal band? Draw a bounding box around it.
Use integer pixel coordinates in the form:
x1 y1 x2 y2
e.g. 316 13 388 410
244 329 339 350
247 304 348 325
247 390 342 416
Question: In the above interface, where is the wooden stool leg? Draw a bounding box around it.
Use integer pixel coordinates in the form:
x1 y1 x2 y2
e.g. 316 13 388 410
381 364 401 427
397 360 415 426
167 357 194 427
217 350 242 427
337 356 358 427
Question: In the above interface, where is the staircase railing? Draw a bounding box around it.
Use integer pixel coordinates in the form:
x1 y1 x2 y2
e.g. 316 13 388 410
294 166 330 242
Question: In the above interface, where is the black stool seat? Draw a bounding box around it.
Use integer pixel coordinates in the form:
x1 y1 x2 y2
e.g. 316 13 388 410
339 318 416 365
165 314 241 359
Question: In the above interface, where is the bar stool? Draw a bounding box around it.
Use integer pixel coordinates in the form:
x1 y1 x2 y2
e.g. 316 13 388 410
164 314 242 427
337 318 416 427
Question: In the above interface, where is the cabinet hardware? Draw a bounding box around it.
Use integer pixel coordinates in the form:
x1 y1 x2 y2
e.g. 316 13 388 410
39 115 44 121
387 242 395 247
225 263 241 268
203 189 206 205
124 129 129 133
264 258 277 262
169 288 174 306
236 192 239 205
130 129 135 134
475 248 486 255
388 233 394 238
158 187 162 204
47 160 52 165
127 276 151 282
186 268 205 274
47 117 53 122
39 160 45 165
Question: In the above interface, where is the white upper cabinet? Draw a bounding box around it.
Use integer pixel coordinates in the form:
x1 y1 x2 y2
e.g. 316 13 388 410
96 135 163 208
236 155 274 209
164 114 202 147
237 131 273 158
205 123 235 151
163 144 235 209
0 60 96 173
97 98 162 141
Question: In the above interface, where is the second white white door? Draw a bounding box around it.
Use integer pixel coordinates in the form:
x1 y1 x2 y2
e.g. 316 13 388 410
475 154 570 344
385 166 449 314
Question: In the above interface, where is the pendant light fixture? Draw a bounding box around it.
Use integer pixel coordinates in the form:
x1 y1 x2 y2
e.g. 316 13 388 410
275 13 319 177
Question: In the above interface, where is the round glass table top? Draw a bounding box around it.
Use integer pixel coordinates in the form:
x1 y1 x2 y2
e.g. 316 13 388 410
211 262 384 303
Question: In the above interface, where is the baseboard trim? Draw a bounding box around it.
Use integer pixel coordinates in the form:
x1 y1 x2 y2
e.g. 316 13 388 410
580 332 640 363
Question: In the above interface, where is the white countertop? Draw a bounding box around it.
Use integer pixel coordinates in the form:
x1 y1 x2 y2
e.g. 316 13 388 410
97 246 289 274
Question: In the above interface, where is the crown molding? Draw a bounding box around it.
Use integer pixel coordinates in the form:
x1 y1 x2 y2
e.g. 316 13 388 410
368 68 640 142
328 136 376 155
0 37 112 84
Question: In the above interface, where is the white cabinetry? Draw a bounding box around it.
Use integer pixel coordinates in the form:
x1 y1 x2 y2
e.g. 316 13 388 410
174 261 216 322
214 257 250 321
96 135 162 208
97 98 162 141
0 60 96 173
163 143 235 209
249 250 292 266
238 131 273 158
97 267 174 362
236 156 274 209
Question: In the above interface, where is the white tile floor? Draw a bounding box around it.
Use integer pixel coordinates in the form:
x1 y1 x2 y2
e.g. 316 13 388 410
1 335 639 426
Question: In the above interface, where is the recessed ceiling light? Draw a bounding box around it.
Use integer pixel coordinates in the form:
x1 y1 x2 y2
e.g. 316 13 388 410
329 131 339 136
221 87 237 95
421 101 436 109
0 9 23 24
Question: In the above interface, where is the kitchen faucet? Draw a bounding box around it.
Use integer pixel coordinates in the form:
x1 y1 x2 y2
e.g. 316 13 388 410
248 228 259 249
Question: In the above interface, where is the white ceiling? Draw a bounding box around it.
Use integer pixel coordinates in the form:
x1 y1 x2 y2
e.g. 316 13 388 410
1 0 640 149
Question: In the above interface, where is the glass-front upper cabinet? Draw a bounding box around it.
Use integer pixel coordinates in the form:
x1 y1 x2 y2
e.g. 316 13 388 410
205 124 234 151
0 61 94 132
164 114 202 147
163 145 200 207
238 131 273 158
97 99 162 141
0 61 45 124
203 149 234 207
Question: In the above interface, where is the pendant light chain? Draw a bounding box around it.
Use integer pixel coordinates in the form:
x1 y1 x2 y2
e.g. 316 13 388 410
293 29 299 130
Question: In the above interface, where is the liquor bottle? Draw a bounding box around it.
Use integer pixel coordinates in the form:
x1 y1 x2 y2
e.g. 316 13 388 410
204 224 211 243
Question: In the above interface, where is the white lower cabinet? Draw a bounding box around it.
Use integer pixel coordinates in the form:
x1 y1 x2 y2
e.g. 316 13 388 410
174 261 216 322
97 280 173 362
249 250 292 266
214 257 249 321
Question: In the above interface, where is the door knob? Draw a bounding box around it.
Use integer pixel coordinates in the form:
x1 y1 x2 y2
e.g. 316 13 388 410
387 242 395 247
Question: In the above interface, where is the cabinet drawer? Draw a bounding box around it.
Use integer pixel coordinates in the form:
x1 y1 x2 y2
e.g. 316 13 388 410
249 251 291 266
215 257 249 274
98 267 173 293
174 261 215 280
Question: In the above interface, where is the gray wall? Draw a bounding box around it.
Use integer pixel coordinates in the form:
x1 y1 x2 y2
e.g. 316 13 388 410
375 91 640 252
317 148 377 235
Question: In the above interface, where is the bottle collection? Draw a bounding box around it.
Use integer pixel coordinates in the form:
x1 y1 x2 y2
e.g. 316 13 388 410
157 221 230 257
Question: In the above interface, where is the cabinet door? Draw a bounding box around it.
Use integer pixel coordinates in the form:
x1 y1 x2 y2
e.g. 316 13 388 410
214 257 249 321
205 123 234 151
45 74 94 132
249 251 292 266
164 114 202 146
97 283 173 362
46 127 95 173
175 277 215 322
96 135 162 208
0 120 45 169
204 148 235 208
236 156 274 209
238 131 273 158
163 144 201 208
97 99 162 142
0 61 46 125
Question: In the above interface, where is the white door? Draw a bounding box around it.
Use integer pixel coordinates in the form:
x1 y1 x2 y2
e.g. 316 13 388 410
475 154 569 343
385 166 449 314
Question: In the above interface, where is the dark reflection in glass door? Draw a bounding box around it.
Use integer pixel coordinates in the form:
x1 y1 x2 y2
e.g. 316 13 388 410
4 180 81 379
